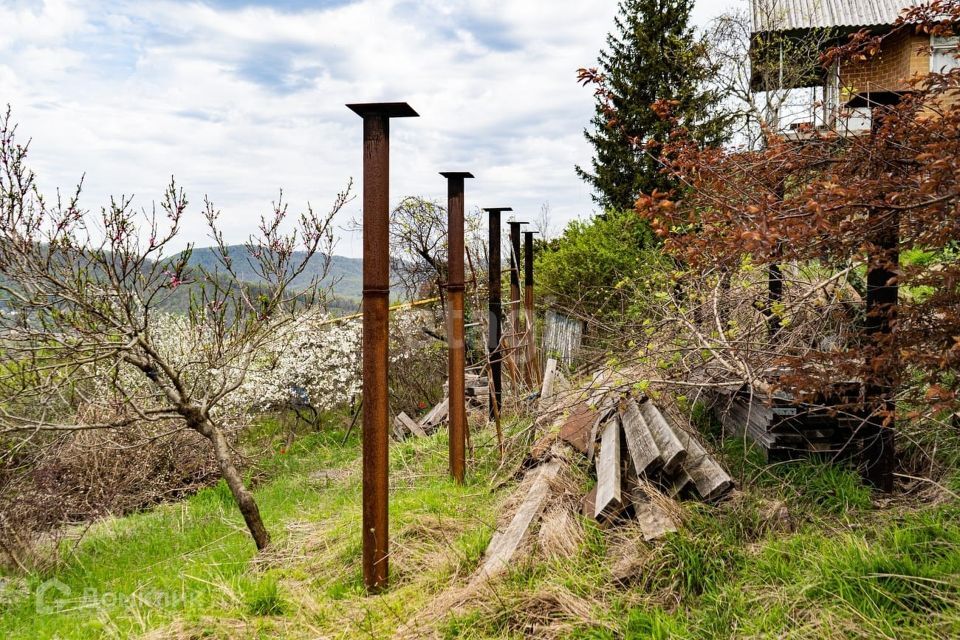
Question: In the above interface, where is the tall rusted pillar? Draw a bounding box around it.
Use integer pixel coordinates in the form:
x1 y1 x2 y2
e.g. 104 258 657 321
346 102 418 592
441 172 474 484
507 220 528 382
484 208 511 420
523 230 539 385
863 208 899 492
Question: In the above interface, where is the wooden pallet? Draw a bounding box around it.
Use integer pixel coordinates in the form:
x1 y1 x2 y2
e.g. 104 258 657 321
712 381 866 460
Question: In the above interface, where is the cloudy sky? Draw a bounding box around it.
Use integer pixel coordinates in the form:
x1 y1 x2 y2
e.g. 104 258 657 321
2 0 736 257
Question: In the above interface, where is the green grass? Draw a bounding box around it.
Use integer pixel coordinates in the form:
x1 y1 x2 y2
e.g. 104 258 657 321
1 418 958 639
613 503 960 639
433 443 960 640
0 416 504 639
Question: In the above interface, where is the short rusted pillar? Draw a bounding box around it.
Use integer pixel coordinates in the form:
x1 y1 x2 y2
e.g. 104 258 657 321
523 230 539 385
346 101 418 592
863 208 899 492
484 208 511 420
507 220 528 382
768 262 783 340
441 171 474 484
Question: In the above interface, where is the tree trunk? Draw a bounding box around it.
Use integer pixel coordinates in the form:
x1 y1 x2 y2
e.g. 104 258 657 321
201 419 271 550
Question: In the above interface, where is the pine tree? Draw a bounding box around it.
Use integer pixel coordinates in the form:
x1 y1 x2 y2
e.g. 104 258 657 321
577 0 729 212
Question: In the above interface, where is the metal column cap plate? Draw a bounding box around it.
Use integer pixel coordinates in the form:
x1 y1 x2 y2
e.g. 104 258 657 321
346 102 420 118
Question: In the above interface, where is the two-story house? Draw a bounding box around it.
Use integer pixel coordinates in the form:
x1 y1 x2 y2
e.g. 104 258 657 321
750 0 958 137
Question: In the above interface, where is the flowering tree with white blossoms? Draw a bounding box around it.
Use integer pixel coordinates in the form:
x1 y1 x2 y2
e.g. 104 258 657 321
234 311 362 415
0 109 349 551
231 307 443 420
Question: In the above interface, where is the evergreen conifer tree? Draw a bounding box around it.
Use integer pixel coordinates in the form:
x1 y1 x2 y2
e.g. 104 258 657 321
577 0 729 212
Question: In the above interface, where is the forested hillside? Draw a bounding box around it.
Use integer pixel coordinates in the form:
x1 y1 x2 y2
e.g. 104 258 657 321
185 245 364 301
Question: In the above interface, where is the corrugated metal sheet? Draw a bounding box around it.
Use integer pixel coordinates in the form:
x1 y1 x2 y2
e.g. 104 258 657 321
752 0 921 33
542 310 584 368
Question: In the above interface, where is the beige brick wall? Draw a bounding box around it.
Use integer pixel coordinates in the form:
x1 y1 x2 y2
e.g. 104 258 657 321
840 32 930 95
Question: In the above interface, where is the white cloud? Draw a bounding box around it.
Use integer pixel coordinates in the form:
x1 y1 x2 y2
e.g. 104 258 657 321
0 0 87 48
1 0 734 257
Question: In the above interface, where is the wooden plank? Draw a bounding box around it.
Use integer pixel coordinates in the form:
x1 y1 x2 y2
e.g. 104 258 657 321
594 418 623 519
586 404 616 461
639 401 687 474
623 476 676 540
559 405 598 454
419 398 448 430
397 412 427 438
666 467 693 498
620 400 661 476
537 358 558 412
634 502 678 541
666 420 734 501
475 460 561 582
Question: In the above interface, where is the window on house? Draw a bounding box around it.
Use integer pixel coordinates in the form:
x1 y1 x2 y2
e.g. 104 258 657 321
931 36 960 73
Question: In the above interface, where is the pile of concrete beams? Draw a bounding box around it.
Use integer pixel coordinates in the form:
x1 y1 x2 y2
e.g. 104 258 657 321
578 397 734 532
472 369 735 583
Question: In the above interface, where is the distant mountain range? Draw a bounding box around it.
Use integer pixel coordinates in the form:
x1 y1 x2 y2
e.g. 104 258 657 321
0 244 367 317
185 245 364 302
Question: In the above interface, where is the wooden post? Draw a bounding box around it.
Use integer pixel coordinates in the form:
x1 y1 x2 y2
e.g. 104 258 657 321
441 172 474 484
346 102 419 592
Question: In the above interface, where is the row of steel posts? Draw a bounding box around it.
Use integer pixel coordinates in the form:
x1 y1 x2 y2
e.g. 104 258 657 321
347 102 540 591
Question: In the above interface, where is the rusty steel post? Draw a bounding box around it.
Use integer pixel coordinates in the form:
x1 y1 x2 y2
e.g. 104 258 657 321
523 230 539 385
768 262 783 340
346 102 418 593
484 208 511 420
507 221 529 383
440 172 474 484
863 208 899 492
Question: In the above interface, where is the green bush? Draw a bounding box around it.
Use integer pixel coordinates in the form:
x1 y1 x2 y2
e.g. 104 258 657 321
535 209 658 317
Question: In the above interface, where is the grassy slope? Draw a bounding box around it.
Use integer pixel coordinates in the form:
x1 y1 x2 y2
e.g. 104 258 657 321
0 418 501 639
1 417 958 639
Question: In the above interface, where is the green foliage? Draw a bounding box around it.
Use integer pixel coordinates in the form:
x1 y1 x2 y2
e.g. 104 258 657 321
0 411 507 639
577 0 731 211
778 461 873 516
718 437 872 517
535 209 659 315
656 532 739 597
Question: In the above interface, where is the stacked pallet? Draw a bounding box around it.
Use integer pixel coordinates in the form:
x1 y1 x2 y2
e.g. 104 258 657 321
711 382 864 460
464 375 489 406
442 373 491 408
